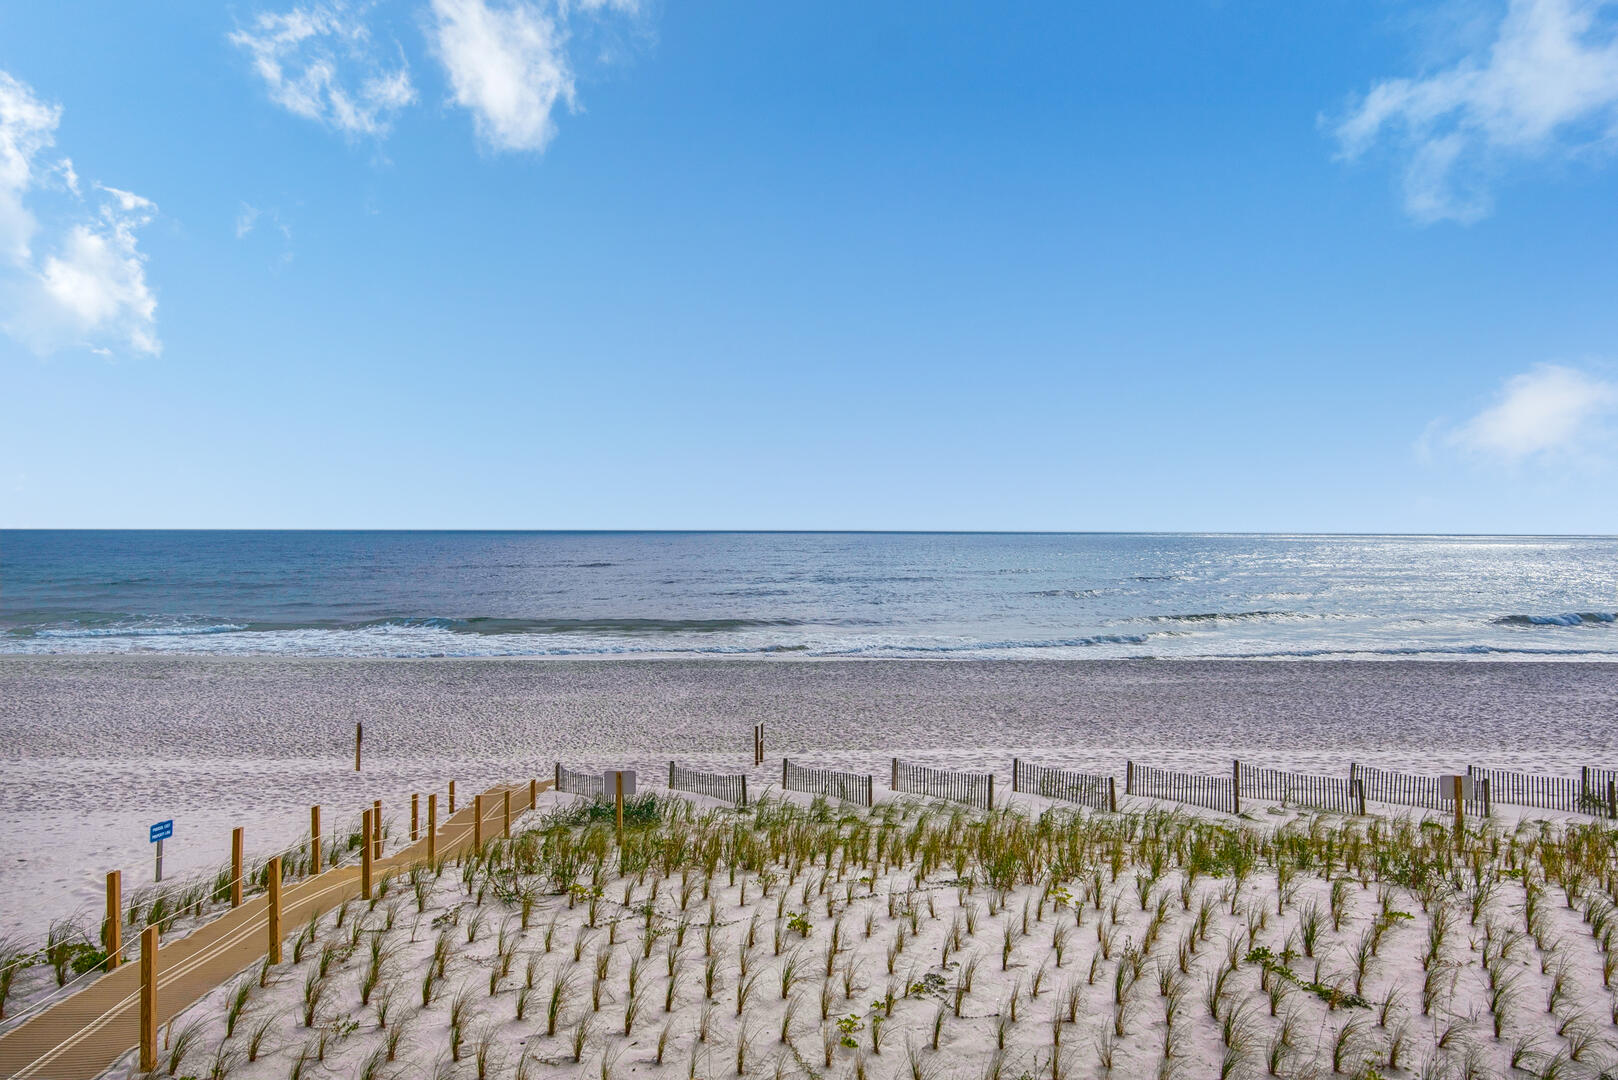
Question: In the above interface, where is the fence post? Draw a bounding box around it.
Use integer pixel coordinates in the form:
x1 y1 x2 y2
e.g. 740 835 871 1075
1126 760 1134 796
267 855 282 963
615 772 625 844
891 758 898 791
503 789 512 838
741 774 748 808
1355 779 1366 816
427 794 438 862
354 721 362 772
1012 758 1020 793
1482 778 1491 818
530 777 538 809
139 924 158 1072
1608 779 1615 821
310 806 321 871
373 800 383 860
411 794 419 842
986 774 995 810
669 761 675 789
474 794 484 850
1108 776 1117 813
231 827 244 908
1452 775 1465 838
361 808 373 899
449 780 456 814
554 762 560 792
782 758 788 789
104 870 122 969
1232 759 1242 816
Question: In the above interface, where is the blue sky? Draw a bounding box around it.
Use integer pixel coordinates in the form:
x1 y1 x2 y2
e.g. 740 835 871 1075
3 0 1618 531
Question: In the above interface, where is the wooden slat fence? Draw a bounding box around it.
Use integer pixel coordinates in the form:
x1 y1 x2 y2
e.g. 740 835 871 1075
1011 759 1114 812
1126 762 1237 814
1581 768 1618 818
1353 765 1488 815
782 759 873 806
668 763 748 806
1238 762 1363 815
891 759 994 810
555 763 604 799
1468 766 1584 815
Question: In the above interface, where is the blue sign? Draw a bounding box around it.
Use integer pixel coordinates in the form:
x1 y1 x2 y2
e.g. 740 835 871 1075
149 820 173 843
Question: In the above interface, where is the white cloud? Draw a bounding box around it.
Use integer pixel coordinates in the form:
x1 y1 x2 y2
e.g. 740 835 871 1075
231 2 417 137
1449 364 1618 460
236 203 262 238
429 0 576 152
1331 0 1618 223
0 70 160 357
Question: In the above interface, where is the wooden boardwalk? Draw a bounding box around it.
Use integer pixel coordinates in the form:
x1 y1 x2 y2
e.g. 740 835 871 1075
0 781 547 1080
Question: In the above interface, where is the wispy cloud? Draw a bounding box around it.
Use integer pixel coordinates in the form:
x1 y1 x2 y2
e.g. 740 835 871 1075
1330 0 1618 223
231 2 417 137
0 71 160 357
1443 364 1618 462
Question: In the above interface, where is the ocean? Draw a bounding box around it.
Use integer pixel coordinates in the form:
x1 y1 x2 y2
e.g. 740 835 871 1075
2 530 1615 659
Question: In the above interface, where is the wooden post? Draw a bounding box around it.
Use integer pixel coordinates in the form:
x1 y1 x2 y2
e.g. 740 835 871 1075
554 762 560 791
361 808 373 900
782 758 788 789
740 774 748 808
1608 779 1615 821
1012 758 1020 793
139 924 158 1072
615 771 625 843
668 761 675 789
372 799 383 860
354 721 362 772
474 794 484 850
427 794 438 862
449 780 456 814
411 794 419 842
310 805 321 871
1107 777 1117 813
104 870 122 969
503 789 512 838
1452 775 1465 836
1232 759 1242 815
1355 779 1366 816
267 856 282 963
230 827 244 908
529 777 538 809
891 758 898 791
986 774 995 810
1581 766 1589 809
1126 760 1134 796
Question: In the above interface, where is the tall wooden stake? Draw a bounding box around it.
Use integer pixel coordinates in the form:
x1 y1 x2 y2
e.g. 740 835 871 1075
310 805 321 871
615 771 625 844
1453 774 1465 838
529 777 538 809
360 808 373 900
473 794 484 850
427 794 438 862
503 789 512 838
1232 759 1242 815
411 793 419 842
267 856 282 963
230 827 244 908
139 925 159 1072
104 870 122 969
372 799 383 859
354 722 362 772
449 780 456 814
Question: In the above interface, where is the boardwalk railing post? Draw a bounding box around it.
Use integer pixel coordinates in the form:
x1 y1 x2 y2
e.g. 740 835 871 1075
231 827 244 908
1108 777 1117 813
310 806 321 871
474 794 484 850
411 794 420 842
1232 760 1242 816
503 789 512 838
354 721 362 772
427 794 438 862
361 808 374 899
140 924 159 1072
105 870 122 969
267 855 282 963
530 777 538 809
449 780 457 814
373 800 384 859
